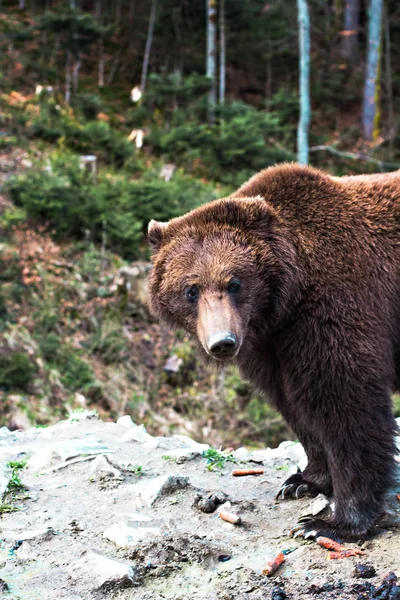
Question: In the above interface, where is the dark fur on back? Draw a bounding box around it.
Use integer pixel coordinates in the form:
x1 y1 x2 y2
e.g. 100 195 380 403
148 163 400 541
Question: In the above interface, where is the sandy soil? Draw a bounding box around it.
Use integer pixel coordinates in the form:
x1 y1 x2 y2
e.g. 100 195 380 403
0 416 399 600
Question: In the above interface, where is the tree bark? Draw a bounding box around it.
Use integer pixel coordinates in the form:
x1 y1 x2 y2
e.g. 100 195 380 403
65 49 72 104
219 0 225 105
99 40 105 87
73 56 81 93
384 2 394 151
297 0 311 165
362 0 383 140
206 0 217 123
341 0 360 62
140 0 157 95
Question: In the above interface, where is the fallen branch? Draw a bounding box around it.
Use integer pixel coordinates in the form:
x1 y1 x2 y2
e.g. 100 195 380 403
309 145 400 170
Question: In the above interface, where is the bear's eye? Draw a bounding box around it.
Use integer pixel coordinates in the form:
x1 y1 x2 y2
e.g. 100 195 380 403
227 279 240 294
185 284 199 302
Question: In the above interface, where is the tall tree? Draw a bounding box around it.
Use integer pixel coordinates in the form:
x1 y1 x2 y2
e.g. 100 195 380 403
140 0 157 95
362 0 383 140
206 0 217 123
341 0 360 63
219 0 225 105
297 0 310 165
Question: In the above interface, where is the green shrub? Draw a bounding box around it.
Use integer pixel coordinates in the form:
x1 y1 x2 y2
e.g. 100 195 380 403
5 154 217 259
38 332 61 362
71 93 104 120
148 101 294 185
0 351 37 392
57 348 94 391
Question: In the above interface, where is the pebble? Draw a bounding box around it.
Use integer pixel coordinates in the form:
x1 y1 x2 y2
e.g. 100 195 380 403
352 564 377 579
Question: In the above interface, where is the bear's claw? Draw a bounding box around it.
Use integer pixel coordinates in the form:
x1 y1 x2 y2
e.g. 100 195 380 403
290 517 344 543
276 471 325 501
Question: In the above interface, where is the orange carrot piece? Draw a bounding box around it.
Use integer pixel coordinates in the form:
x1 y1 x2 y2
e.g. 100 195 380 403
316 536 342 552
328 549 366 560
232 469 265 477
262 552 285 576
219 510 241 525
396 493 400 501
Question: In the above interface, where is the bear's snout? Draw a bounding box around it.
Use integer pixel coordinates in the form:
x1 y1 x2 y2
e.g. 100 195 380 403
196 294 243 361
207 332 238 360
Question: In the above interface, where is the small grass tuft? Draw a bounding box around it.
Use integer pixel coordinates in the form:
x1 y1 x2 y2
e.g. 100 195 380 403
202 448 237 471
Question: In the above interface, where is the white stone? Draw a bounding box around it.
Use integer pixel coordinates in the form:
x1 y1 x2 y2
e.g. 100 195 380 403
136 475 189 506
90 455 122 480
9 527 55 542
0 462 11 498
0 426 11 438
120 424 158 447
173 434 209 453
116 415 136 428
103 521 161 548
308 494 330 516
28 437 113 471
232 447 251 462
70 551 137 591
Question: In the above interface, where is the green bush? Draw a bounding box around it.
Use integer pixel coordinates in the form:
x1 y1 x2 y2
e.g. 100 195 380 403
71 93 104 120
5 154 217 259
0 351 37 392
57 348 94 391
29 102 131 166
148 101 294 185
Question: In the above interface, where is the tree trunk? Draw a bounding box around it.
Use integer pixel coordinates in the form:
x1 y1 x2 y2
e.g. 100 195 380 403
384 2 394 152
19 0 25 8
297 0 311 165
70 0 76 8
116 0 122 23
99 40 105 87
219 0 225 105
140 0 157 95
65 49 72 104
7 40 14 82
73 56 81 93
341 0 360 62
362 0 383 140
206 0 217 123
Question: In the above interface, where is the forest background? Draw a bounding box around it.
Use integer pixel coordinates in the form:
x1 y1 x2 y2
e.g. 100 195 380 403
0 0 399 449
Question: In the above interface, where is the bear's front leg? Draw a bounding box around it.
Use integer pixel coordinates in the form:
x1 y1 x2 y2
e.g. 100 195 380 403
288 379 397 542
276 427 332 500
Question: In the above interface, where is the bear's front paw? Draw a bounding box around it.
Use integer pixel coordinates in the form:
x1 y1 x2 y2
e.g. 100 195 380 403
276 472 324 501
291 516 342 542
291 516 368 544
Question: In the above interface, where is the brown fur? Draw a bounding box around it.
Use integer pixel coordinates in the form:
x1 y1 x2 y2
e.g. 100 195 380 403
147 163 400 542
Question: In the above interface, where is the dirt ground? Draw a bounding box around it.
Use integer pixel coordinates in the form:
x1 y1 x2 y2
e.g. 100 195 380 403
0 415 399 600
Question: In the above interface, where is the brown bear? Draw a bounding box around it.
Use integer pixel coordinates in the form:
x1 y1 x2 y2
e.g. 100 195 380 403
147 163 400 542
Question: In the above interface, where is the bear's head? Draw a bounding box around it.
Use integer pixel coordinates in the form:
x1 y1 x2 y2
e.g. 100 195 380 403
147 197 299 363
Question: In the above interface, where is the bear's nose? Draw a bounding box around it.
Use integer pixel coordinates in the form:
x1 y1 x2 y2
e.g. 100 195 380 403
207 332 238 359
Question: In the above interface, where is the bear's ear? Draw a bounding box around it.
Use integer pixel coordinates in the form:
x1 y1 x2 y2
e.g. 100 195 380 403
147 220 168 251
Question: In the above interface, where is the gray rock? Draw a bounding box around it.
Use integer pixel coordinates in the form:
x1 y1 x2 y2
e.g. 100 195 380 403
103 521 161 548
120 424 159 448
70 551 137 591
117 415 137 428
0 462 11 498
28 437 113 472
136 474 189 506
90 455 122 480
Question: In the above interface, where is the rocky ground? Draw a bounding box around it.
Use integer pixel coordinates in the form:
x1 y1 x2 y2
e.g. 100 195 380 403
0 414 399 600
